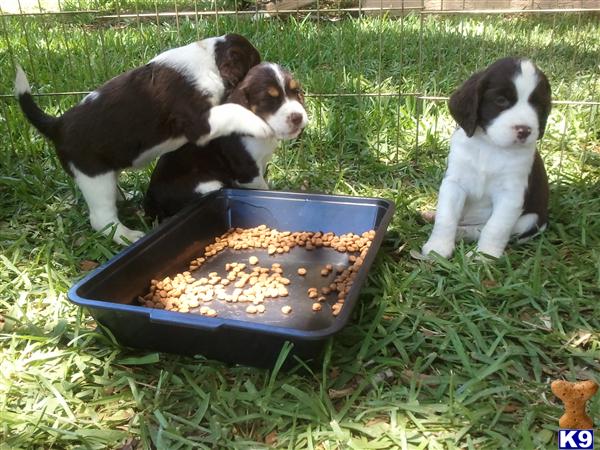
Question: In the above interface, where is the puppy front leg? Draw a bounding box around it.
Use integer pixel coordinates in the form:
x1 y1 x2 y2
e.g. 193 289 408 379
422 179 466 258
72 168 144 245
195 104 273 146
476 195 523 258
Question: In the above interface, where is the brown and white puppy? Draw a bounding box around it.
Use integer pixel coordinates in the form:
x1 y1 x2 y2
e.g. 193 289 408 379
144 62 308 221
422 57 551 259
15 34 270 244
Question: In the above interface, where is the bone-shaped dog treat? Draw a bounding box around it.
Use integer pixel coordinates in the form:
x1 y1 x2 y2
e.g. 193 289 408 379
551 379 598 429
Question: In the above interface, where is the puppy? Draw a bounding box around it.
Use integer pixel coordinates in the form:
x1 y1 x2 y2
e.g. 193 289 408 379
422 57 551 259
15 34 271 244
144 62 308 221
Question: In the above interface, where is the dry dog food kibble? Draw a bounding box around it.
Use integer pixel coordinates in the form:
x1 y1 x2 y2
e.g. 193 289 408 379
139 225 376 318
331 303 343 316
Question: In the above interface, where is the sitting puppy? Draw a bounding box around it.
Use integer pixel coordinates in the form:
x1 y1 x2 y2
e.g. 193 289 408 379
422 57 551 258
15 34 271 244
144 62 308 221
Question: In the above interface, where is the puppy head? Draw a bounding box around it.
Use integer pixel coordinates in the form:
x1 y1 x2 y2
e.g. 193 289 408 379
214 34 261 94
449 57 552 147
227 62 308 140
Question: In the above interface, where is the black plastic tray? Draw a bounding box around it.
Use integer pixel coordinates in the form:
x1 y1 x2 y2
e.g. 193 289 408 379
68 189 395 368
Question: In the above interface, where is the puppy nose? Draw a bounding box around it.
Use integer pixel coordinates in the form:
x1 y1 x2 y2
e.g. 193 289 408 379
515 125 532 141
289 113 303 126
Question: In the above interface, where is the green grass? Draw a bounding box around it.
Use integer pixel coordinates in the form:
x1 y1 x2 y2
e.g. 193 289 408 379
1 8 600 450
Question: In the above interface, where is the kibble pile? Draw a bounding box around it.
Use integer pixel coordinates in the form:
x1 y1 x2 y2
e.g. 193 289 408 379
138 225 376 318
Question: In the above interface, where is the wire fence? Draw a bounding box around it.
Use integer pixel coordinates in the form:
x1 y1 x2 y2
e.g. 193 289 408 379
0 0 598 178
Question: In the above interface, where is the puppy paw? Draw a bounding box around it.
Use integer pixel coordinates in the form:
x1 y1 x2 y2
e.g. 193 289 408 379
466 249 492 262
213 104 273 139
422 239 454 258
475 244 504 259
114 226 145 245
236 109 272 139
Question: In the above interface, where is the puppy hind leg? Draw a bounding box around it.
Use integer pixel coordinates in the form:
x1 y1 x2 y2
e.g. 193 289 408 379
72 167 144 245
513 213 545 243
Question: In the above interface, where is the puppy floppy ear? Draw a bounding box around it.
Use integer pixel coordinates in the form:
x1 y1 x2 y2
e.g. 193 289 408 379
448 70 485 137
226 83 250 110
219 47 258 93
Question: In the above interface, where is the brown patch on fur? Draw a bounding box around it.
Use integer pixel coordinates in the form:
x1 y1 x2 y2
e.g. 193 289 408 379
268 86 279 97
215 34 261 94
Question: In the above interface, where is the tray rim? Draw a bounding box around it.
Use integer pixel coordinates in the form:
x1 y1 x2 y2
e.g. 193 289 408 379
68 188 395 341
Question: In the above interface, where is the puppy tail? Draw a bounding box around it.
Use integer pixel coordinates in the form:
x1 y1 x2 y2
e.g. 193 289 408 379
15 65 60 141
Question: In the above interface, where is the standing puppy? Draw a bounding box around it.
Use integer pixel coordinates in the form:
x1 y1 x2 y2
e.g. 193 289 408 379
144 62 308 221
422 57 552 258
15 34 270 244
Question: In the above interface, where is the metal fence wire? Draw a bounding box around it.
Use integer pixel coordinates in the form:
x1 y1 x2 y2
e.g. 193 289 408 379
0 0 598 184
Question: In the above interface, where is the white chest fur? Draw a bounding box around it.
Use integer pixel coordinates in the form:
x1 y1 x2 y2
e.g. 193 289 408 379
446 128 535 209
240 136 278 176
231 136 278 190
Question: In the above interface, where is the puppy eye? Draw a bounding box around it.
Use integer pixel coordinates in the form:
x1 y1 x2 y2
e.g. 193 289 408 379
495 96 510 107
